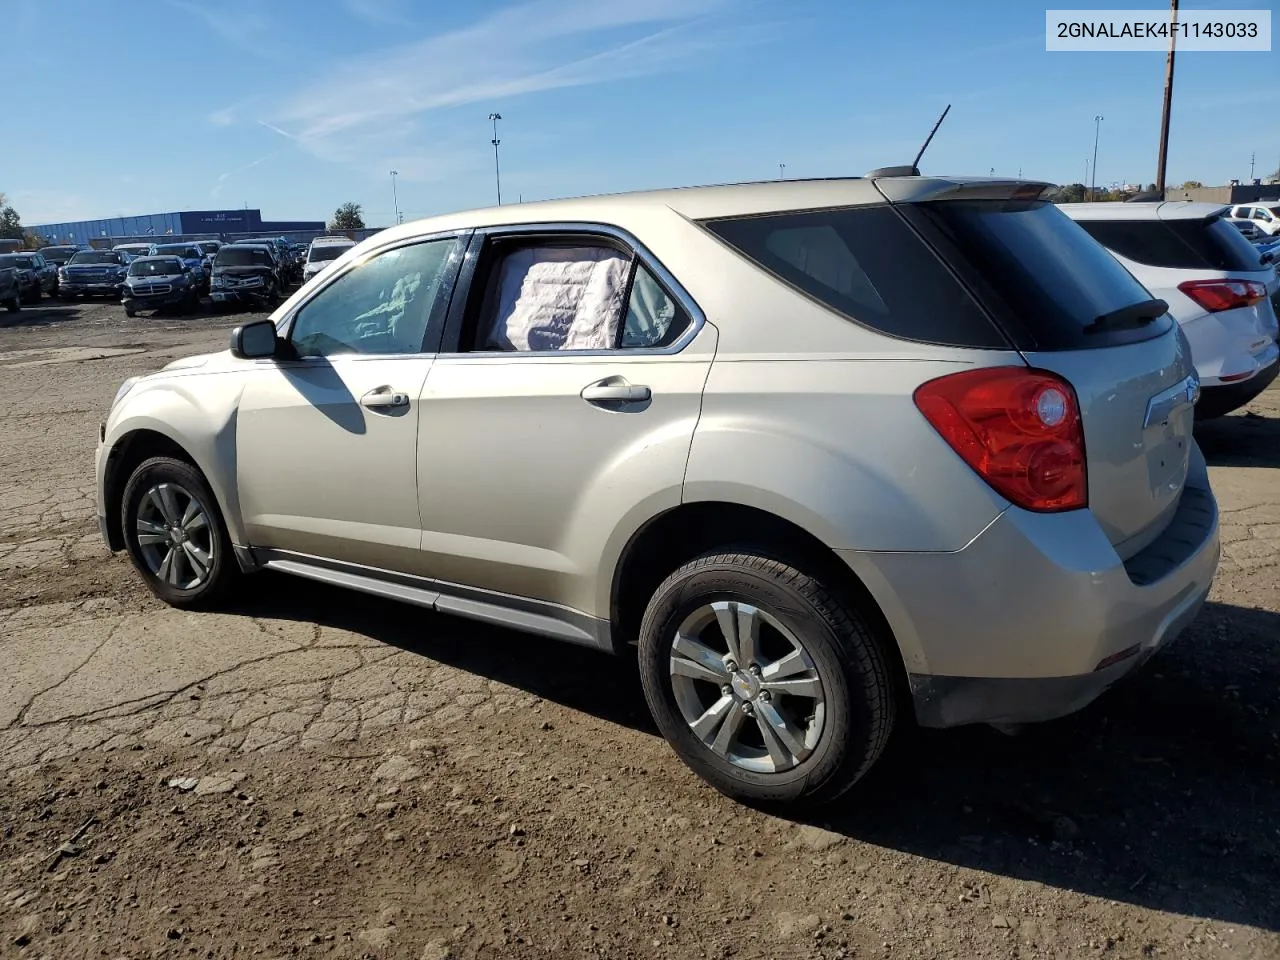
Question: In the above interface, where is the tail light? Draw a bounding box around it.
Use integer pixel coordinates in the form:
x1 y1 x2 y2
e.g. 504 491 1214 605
914 367 1087 512
1177 278 1267 313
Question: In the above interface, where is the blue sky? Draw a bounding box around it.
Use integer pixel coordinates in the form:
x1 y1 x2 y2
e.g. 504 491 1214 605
7 0 1278 227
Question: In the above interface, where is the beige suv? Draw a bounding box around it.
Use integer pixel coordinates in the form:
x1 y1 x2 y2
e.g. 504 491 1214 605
97 175 1219 807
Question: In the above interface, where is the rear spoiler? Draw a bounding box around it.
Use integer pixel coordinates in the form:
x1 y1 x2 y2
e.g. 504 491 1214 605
873 177 1055 204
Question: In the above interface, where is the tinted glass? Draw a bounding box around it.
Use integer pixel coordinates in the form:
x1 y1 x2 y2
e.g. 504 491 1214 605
909 200 1168 349
290 239 454 357
1078 217 1261 272
308 244 352 263
0 256 34 268
622 264 690 348
69 251 122 264
703 205 1004 348
215 248 272 267
130 259 183 276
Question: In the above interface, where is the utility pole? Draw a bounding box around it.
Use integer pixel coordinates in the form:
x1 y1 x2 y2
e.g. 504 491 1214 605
1090 115 1103 201
1155 0 1178 194
1249 152 1255 181
778 163 785 180
390 170 401 224
488 113 503 205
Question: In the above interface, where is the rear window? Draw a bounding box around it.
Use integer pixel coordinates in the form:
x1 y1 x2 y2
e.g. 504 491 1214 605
308 243 352 263
905 200 1170 349
702 205 1005 348
1077 217 1261 272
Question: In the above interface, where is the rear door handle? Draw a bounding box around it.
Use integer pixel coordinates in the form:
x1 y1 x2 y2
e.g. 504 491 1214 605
360 387 410 410
581 380 652 404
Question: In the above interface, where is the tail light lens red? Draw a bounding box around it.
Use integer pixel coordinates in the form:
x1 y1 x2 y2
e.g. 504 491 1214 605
914 367 1087 512
1177 278 1267 313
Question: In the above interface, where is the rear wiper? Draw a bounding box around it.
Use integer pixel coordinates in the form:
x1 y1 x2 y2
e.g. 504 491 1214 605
1083 298 1168 334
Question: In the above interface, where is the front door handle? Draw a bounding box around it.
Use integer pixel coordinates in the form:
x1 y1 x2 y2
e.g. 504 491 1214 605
360 387 410 410
581 379 651 404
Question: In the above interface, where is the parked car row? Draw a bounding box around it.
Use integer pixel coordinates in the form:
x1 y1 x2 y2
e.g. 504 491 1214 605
1061 200 1280 418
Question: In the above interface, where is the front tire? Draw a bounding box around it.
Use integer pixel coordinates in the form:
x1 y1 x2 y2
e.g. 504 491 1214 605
4 294 19 313
638 552 896 808
120 456 238 608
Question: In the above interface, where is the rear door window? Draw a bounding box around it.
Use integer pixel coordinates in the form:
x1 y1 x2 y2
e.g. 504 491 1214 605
903 199 1170 349
702 205 1007 348
1077 217 1261 272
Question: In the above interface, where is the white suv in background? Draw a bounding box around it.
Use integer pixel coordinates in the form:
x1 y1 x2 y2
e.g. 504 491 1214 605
303 236 357 283
1062 201 1280 418
1228 203 1280 237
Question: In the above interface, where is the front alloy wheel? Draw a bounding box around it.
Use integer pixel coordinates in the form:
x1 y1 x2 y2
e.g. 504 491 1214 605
121 456 237 607
134 482 215 590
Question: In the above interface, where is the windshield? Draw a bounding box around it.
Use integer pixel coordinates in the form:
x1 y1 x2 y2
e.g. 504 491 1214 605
129 259 182 276
155 245 198 258
216 247 272 267
308 244 352 263
116 246 151 255
0 255 34 268
69 251 122 265
43 247 78 260
197 242 220 255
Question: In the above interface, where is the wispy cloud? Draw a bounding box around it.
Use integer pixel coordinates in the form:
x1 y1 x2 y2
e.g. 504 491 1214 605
162 0 276 58
211 152 281 200
342 0 412 26
208 106 238 127
261 0 762 177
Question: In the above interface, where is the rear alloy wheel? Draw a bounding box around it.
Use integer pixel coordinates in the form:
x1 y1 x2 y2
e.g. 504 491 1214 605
638 551 896 808
121 456 237 608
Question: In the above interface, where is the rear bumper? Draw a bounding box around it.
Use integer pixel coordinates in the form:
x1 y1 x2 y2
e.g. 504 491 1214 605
1196 353 1279 419
840 446 1219 728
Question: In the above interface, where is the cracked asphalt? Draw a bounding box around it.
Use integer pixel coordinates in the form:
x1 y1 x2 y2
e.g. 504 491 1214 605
1 299 1278 959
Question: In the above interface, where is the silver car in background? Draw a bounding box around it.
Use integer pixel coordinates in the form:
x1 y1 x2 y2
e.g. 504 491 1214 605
96 174 1219 807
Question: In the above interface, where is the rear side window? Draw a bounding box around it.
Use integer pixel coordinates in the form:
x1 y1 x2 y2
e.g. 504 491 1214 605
1077 217 1261 272
906 200 1169 350
702 205 1005 348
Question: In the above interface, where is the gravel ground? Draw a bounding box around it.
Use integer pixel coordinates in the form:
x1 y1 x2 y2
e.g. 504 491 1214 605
1 298 1277 959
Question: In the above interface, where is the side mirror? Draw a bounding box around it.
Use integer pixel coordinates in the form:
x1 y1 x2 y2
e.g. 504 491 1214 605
231 319 279 359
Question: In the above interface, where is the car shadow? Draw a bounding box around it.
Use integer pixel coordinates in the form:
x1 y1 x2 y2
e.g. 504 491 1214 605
227 576 1279 930
1196 409 1280 468
0 300 87 329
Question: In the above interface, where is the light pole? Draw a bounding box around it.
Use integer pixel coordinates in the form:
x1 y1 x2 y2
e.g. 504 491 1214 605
1090 115 1103 201
389 170 401 224
488 112 503 205
778 163 785 180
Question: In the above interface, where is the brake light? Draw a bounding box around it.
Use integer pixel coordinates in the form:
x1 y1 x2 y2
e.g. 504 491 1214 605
1177 278 1267 313
914 367 1087 512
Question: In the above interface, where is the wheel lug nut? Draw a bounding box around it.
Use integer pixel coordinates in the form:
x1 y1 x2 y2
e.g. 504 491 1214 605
740 702 753 716
724 660 738 673
749 664 761 677
759 690 771 702
721 685 732 698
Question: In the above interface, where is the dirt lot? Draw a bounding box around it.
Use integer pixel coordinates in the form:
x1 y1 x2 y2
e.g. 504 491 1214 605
1 298 1277 960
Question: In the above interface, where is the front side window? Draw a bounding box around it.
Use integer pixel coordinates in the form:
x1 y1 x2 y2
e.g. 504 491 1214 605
289 238 456 358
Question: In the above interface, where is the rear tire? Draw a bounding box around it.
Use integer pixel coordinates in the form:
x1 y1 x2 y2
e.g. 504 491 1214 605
4 294 18 313
120 456 239 609
637 551 896 809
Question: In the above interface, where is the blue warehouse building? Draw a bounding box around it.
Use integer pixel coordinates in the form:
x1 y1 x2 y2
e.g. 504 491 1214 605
30 208 325 246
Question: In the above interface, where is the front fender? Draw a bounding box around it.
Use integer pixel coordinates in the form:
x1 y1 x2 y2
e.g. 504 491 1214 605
102 373 246 544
